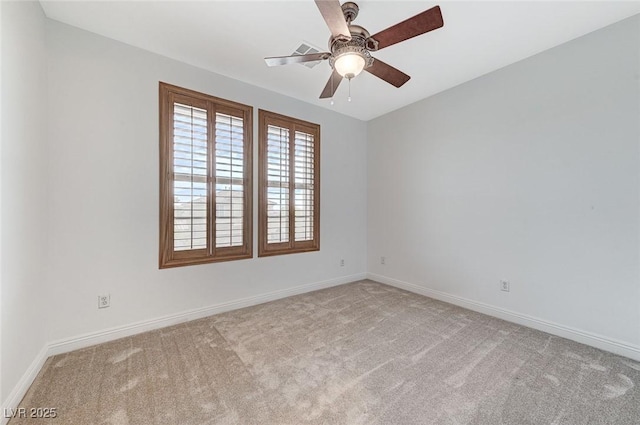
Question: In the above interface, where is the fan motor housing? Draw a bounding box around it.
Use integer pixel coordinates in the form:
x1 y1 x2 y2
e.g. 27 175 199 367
328 23 371 48
329 24 375 72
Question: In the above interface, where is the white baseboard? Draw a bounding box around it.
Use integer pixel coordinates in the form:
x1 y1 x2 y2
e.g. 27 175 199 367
48 273 366 356
1 345 49 425
6 270 635 425
1 273 366 423
367 273 640 362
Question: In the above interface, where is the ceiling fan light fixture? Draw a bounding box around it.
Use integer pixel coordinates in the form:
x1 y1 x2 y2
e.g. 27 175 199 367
266 2 444 100
334 52 366 79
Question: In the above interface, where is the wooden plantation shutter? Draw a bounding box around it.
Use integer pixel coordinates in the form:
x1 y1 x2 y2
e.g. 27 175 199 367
159 83 252 268
258 110 320 257
214 111 246 249
265 124 290 244
293 130 315 242
172 101 208 252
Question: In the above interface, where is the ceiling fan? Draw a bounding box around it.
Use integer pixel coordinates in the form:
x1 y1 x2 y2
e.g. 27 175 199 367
264 0 444 100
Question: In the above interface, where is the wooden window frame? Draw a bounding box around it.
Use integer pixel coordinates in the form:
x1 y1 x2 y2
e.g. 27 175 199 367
159 82 253 268
258 109 320 257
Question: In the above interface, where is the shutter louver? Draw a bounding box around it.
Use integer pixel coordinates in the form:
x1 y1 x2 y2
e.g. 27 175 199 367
173 103 208 251
266 125 290 244
215 113 245 248
294 131 314 242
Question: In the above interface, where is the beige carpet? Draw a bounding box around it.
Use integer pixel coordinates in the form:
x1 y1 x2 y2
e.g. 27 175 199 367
10 280 640 424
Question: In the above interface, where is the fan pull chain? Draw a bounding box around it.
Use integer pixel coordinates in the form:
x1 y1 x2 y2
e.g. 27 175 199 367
348 78 352 102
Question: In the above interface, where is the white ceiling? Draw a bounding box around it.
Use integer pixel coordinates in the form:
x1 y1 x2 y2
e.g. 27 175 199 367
40 1 640 121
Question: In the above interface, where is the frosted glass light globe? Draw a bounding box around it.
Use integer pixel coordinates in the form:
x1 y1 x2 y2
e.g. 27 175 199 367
334 53 366 79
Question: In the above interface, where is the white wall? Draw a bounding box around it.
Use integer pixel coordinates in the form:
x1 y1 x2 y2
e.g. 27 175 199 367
0 0 48 405
3 3 638 410
368 15 640 350
44 20 367 344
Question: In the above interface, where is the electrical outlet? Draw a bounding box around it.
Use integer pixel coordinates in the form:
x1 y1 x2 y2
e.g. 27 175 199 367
340 259 345 267
381 256 386 265
500 280 510 292
98 294 110 309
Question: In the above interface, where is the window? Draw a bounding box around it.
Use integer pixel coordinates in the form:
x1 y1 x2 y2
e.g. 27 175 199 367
258 110 320 257
159 83 252 268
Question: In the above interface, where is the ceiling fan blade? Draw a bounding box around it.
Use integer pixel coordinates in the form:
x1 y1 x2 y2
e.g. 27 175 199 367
315 0 351 41
319 69 343 99
370 5 443 50
265 52 331 67
365 58 410 88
